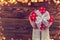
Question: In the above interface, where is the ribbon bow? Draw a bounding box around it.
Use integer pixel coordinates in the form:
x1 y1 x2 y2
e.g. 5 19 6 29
35 10 50 29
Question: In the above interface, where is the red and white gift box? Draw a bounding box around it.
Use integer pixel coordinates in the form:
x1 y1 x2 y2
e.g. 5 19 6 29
29 6 54 30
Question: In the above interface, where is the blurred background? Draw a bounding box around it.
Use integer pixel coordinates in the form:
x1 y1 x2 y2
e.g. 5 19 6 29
0 0 60 40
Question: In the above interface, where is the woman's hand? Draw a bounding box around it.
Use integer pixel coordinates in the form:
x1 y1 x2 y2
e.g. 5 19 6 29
48 22 53 28
29 17 37 29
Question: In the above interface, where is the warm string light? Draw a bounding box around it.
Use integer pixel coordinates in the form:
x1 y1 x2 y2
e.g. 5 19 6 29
35 0 37 2
31 0 38 2
8 0 17 4
0 0 5 5
28 2 31 6
0 0 60 5
24 0 28 3
4 1 8 5
31 0 44 2
17 0 22 2
53 0 60 5
59 36 60 39
0 0 4 2
48 1 51 4
0 0 44 5
31 0 35 2
50 39 54 40
28 38 31 40
22 0 25 3
2 36 6 40
0 28 5 40
11 38 14 40
53 0 56 3
38 0 44 2
57 1 60 4
17 0 28 3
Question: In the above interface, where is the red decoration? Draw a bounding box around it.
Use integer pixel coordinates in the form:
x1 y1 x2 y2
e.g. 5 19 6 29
40 23 46 30
29 11 37 22
39 6 46 14
48 15 54 23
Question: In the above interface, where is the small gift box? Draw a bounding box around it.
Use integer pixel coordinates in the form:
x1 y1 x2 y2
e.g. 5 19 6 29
29 6 54 30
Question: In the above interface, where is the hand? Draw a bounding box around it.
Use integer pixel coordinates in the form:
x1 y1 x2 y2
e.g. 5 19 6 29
47 22 53 28
29 17 37 29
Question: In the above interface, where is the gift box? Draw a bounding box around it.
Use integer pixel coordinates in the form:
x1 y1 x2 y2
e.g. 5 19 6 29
29 6 54 30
